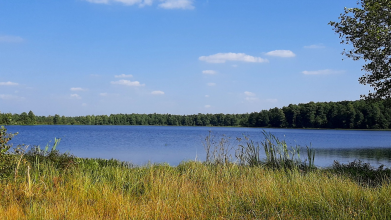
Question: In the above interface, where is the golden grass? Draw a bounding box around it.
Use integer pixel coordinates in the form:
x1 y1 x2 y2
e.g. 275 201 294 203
1 161 391 219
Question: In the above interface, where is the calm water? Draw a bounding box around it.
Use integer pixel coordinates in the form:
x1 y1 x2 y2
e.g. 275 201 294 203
6 125 391 168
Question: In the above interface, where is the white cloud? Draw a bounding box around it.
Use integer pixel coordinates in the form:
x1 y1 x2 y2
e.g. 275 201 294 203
244 91 259 102
232 64 238 68
70 87 87 91
86 0 193 8
302 69 345 75
207 83 216 86
115 74 133 78
304 44 325 49
202 70 217 75
82 103 88 107
205 95 209 98
0 94 24 100
85 0 153 6
199 53 268 63
205 105 211 108
100 93 108 96
266 99 278 103
266 50 296 58
85 0 109 3
151 90 165 95
70 94 82 99
0 81 19 86
0 35 24 43
139 0 153 6
159 0 194 9
244 91 255 97
111 80 145 87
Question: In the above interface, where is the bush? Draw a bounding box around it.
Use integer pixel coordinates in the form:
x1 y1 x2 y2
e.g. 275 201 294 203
24 138 78 171
0 126 18 179
331 160 391 187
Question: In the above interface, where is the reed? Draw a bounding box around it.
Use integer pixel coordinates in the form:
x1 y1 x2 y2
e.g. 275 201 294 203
207 130 316 171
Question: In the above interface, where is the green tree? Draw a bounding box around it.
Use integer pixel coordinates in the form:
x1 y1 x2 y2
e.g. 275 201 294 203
329 0 391 99
28 110 36 125
257 110 270 127
61 116 67 125
19 112 29 125
53 114 61 125
268 108 285 128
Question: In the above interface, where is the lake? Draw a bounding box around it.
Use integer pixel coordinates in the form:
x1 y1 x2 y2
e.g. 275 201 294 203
5 125 391 168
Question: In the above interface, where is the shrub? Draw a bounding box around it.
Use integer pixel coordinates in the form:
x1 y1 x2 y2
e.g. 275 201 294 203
0 126 18 179
331 160 391 187
24 138 78 171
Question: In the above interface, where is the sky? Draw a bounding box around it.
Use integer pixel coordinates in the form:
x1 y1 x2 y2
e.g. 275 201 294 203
0 0 369 116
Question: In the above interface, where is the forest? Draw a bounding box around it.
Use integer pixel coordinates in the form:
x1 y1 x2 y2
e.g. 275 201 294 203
1 99 391 129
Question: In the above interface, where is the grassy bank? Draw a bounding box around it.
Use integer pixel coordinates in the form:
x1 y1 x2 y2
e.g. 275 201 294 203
1 159 391 219
1 127 391 219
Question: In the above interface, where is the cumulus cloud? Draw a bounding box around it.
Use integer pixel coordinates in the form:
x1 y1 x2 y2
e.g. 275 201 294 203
266 50 296 58
100 93 108 96
85 0 153 6
70 94 82 99
0 81 19 86
159 0 194 9
207 83 216 86
205 95 209 98
70 87 87 91
139 0 153 6
0 35 24 43
202 70 217 75
302 69 345 75
205 105 211 108
151 90 165 95
304 44 325 49
111 80 145 87
199 53 268 63
115 74 133 78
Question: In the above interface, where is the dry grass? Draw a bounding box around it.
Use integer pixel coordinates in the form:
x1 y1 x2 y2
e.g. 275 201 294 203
1 161 391 219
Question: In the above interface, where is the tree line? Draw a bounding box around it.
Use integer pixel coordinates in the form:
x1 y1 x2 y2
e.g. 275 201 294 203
1 100 391 129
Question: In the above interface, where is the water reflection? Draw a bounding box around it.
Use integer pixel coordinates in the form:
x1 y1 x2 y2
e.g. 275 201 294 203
313 148 391 167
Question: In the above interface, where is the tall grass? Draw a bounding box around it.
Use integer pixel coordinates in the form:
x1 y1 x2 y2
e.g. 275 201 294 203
1 159 391 219
205 130 316 171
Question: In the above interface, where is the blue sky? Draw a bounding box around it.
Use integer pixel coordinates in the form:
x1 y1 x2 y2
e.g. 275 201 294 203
0 0 367 116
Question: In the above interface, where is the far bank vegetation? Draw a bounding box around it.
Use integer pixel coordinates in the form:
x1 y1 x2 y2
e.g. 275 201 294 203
2 100 391 129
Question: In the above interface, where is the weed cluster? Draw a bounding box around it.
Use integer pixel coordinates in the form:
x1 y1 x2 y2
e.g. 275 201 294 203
205 130 316 171
23 138 78 171
331 160 391 187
